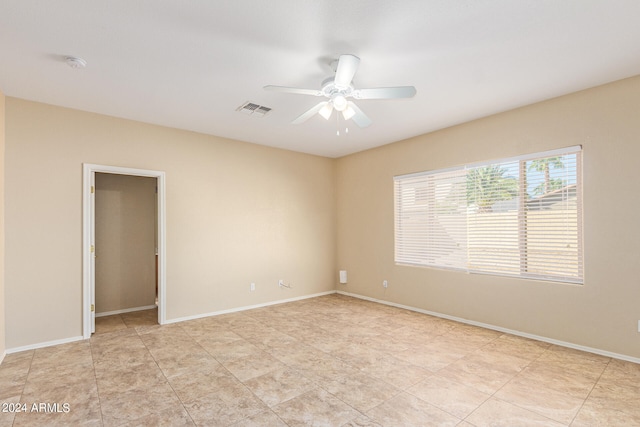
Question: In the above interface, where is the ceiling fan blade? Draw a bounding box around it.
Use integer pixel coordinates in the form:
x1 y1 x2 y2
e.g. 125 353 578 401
352 86 417 99
264 85 322 96
348 102 372 128
292 102 329 124
334 54 360 88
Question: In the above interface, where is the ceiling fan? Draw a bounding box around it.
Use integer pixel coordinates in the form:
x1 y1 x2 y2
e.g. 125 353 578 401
264 54 417 128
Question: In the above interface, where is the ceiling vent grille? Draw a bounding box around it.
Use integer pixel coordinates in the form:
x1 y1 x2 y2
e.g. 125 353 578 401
237 102 272 117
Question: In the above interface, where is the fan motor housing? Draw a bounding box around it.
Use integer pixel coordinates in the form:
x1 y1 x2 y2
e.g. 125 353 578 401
321 77 353 98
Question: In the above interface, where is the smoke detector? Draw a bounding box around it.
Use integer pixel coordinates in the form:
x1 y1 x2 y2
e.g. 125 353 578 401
65 56 87 69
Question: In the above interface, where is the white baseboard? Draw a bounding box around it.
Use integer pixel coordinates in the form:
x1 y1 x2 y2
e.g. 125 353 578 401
337 290 640 365
165 290 337 324
6 335 85 355
96 304 157 317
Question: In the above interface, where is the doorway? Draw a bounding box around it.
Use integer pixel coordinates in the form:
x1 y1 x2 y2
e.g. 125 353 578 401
83 164 166 338
95 172 157 329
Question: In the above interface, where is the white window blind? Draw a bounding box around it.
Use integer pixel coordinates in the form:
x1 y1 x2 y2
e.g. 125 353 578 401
394 146 583 284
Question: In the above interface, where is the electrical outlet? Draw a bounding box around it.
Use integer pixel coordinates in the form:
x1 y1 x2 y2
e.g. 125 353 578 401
383 280 388 288
250 283 255 292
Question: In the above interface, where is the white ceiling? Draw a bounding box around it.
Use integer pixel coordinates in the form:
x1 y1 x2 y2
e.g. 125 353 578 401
1 1 640 158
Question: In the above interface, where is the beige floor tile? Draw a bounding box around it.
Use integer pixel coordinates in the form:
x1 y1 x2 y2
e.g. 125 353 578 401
26 359 96 387
214 312 259 328
144 340 211 363
572 398 640 426
31 341 92 364
479 333 551 360
470 346 536 372
137 327 199 350
408 375 490 418
203 338 264 363
444 323 502 348
229 409 287 427
536 345 610 375
332 325 384 341
229 324 281 342
222 351 286 382
94 361 167 393
244 330 301 352
510 362 599 399
290 352 360 383
91 346 157 375
21 373 98 402
330 343 387 366
13 410 102 427
349 333 413 353
321 371 400 412
394 341 466 372
361 314 418 334
183 383 268 427
465 397 566 426
0 352 33 400
99 381 181 427
154 349 222 379
395 317 456 338
302 331 353 353
169 363 240 403
89 327 140 347
365 391 460 426
180 320 235 340
267 343 327 367
581 381 640 417
16 379 102 427
341 415 384 426
3 294 638 427
243 368 316 407
494 375 585 424
0 395 21 427
117 406 195 426
431 332 493 355
436 351 526 395
597 358 640 390
360 354 432 390
273 388 361 427
0 350 34 369
120 308 158 328
95 314 128 334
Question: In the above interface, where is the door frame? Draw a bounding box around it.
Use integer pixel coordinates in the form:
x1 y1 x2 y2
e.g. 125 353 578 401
82 164 166 338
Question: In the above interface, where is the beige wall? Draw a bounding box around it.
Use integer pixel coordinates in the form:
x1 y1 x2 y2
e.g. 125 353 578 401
0 90 5 359
4 75 640 360
95 173 157 314
336 75 640 358
5 99 336 348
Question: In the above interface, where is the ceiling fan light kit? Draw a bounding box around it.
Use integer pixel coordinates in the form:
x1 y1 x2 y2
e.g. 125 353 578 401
319 103 333 120
264 54 416 129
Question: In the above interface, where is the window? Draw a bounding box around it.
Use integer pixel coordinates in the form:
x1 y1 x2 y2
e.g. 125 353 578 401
394 146 583 284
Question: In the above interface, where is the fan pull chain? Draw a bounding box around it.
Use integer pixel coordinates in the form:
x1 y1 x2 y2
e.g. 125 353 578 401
335 110 349 136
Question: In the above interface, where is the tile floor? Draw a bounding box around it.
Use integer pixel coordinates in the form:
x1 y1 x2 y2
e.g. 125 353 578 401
1 294 639 426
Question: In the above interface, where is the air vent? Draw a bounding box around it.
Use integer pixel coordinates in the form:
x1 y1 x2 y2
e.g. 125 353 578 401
237 102 272 117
